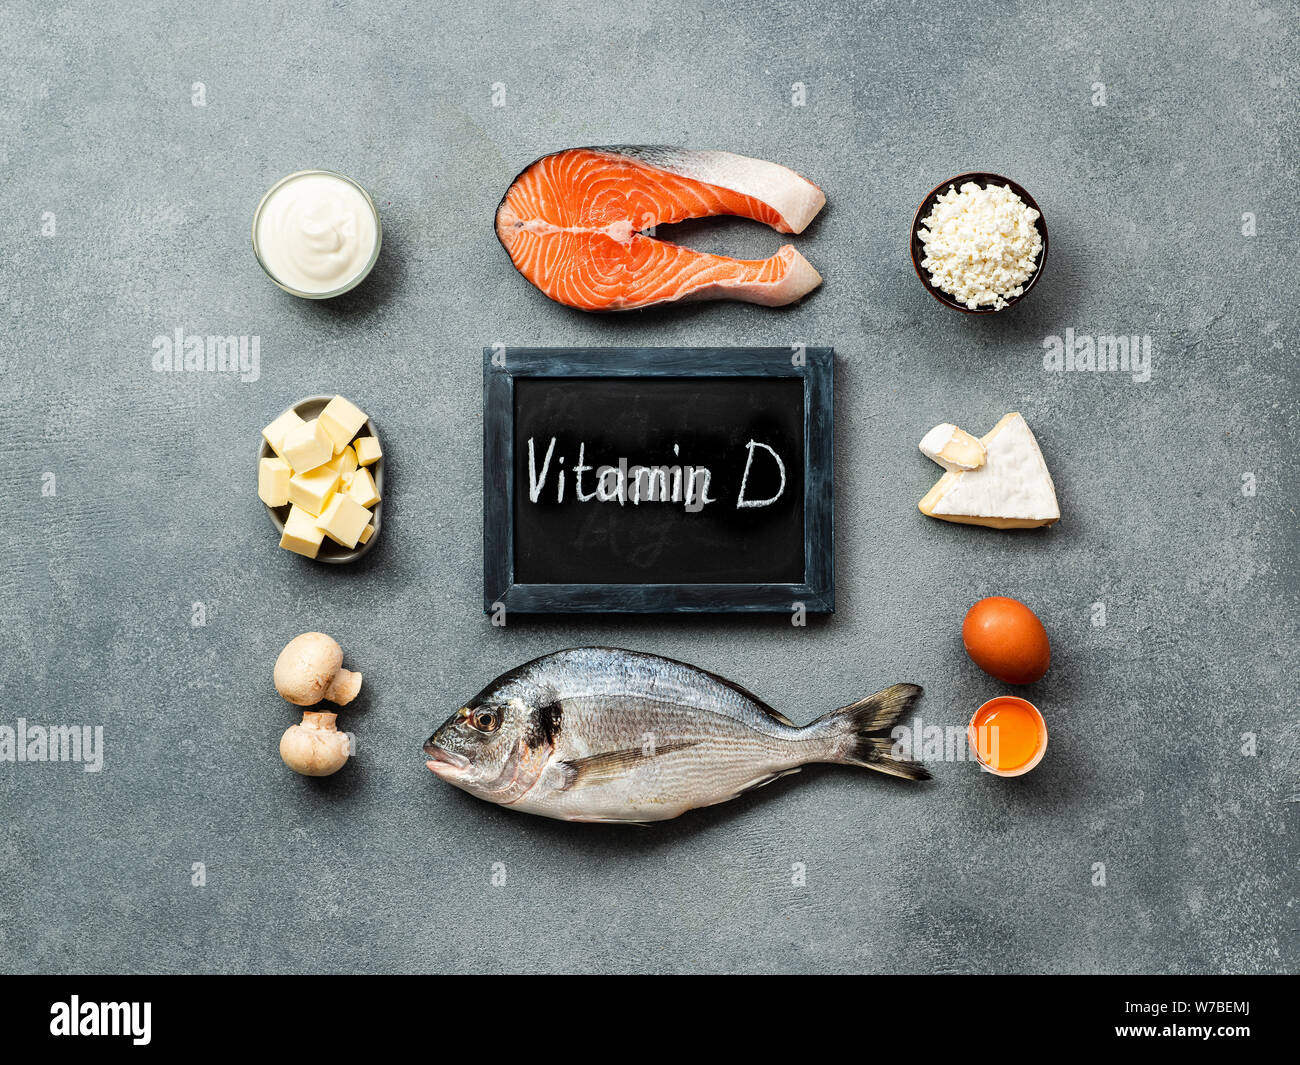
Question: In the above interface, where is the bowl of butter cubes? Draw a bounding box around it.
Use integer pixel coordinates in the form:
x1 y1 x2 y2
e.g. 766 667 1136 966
258 394 385 563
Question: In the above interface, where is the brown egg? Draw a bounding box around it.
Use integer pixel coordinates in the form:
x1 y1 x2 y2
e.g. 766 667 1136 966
962 596 1051 684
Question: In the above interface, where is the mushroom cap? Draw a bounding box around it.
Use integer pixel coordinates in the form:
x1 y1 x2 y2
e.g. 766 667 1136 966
274 632 344 707
279 715 350 776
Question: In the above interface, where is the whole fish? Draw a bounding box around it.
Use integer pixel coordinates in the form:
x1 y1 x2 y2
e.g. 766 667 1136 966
423 647 928 824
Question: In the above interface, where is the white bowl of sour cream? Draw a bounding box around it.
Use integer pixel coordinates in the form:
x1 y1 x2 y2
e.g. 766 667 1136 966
252 170 382 299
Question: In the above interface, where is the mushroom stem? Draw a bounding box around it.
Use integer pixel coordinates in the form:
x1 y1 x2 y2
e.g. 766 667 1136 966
323 668 362 706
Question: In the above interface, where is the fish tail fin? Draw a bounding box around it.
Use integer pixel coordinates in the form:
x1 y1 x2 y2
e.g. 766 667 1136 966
812 683 930 781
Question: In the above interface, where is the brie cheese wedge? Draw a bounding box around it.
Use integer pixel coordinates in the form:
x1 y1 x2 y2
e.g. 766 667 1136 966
919 413 1059 529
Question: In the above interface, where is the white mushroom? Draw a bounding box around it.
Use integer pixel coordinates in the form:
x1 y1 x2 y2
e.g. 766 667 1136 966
280 710 351 777
273 632 361 707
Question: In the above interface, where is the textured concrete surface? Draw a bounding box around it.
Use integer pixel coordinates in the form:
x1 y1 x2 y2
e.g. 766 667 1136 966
1 0 1296 974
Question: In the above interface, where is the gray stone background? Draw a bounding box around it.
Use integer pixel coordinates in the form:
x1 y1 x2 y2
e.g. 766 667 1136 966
1 0 1295 974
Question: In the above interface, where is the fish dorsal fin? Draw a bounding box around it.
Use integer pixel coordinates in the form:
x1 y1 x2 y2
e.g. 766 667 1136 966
559 740 698 791
693 664 798 727
579 647 800 729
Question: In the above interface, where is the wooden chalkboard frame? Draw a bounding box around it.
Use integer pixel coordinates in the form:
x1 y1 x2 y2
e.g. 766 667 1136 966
483 347 833 614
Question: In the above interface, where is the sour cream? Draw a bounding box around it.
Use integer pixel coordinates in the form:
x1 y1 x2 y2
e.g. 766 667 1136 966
253 171 380 298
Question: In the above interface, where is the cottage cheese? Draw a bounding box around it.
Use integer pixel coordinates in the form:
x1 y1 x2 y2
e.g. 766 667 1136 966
918 182 1042 310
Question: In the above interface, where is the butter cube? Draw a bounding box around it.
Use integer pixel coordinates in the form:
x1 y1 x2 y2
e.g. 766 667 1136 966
353 435 382 467
358 523 374 545
327 445 357 479
346 466 380 508
288 464 341 517
279 505 324 559
280 417 333 473
262 409 306 461
318 396 368 454
315 492 371 549
258 457 291 508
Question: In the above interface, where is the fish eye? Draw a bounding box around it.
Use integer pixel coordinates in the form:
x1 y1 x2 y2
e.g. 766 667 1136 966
469 708 501 734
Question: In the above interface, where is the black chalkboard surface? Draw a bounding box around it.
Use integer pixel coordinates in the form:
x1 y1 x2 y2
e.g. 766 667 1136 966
484 347 833 614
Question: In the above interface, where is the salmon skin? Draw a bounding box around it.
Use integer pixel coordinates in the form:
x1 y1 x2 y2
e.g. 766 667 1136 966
495 147 826 312
424 647 927 824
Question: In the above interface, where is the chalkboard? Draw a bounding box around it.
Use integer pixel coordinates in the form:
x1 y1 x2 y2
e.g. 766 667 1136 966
483 347 833 614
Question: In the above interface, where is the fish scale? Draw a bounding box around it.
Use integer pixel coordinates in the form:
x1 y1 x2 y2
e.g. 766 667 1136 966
424 647 929 824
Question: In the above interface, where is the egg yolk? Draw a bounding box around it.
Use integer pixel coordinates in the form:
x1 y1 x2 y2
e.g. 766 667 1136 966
971 698 1043 771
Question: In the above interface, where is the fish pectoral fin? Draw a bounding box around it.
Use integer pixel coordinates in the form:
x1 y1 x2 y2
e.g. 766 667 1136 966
558 740 698 791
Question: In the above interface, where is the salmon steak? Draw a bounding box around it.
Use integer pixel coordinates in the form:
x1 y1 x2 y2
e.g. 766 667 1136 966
495 146 826 312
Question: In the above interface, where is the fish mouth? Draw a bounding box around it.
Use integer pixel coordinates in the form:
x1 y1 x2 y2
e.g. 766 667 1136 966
423 741 470 774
